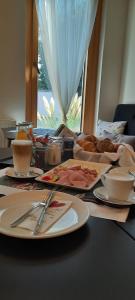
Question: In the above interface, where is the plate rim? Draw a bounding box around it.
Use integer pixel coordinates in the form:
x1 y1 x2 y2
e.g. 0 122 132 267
35 159 111 191
0 190 89 239
93 186 134 206
109 166 135 174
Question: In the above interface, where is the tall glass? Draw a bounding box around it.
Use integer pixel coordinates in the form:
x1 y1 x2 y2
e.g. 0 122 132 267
12 140 32 176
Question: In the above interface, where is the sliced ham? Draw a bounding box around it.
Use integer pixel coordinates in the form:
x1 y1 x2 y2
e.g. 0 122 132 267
68 172 89 187
48 165 98 188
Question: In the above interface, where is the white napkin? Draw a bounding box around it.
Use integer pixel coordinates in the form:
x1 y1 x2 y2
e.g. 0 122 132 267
0 184 23 195
73 143 118 163
18 199 72 233
0 167 10 177
86 202 129 222
118 144 135 167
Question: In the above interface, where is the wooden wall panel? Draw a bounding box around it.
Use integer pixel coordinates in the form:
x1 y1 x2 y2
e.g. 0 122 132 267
82 0 104 134
25 0 38 127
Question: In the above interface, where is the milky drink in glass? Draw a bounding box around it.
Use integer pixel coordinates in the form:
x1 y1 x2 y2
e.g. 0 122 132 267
12 140 32 176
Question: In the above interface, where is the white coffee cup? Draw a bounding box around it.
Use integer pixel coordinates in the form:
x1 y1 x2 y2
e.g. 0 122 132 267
12 140 32 176
101 173 134 201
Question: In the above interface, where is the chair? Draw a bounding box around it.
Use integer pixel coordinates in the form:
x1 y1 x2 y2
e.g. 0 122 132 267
113 104 135 135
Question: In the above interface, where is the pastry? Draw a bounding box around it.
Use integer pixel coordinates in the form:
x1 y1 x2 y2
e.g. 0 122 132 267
83 141 97 152
77 139 85 147
96 138 115 153
77 136 117 153
84 135 97 144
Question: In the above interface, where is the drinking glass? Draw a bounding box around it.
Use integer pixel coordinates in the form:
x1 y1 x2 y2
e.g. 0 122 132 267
12 140 32 176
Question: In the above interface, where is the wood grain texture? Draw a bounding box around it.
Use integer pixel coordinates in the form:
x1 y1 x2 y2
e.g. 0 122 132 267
25 0 38 127
82 0 104 135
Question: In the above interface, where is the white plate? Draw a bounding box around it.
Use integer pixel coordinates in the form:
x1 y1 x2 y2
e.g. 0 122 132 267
6 167 43 179
36 159 111 191
0 190 89 239
93 186 135 206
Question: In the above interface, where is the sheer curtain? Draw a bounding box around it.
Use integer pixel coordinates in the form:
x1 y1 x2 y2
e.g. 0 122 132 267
36 0 98 123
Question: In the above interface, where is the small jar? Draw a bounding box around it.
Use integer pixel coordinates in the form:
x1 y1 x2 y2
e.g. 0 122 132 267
63 137 74 160
47 143 62 165
49 136 63 147
16 122 33 140
27 122 33 137
32 145 48 169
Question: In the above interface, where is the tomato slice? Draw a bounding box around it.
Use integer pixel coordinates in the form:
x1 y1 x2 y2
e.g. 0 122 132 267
42 175 52 181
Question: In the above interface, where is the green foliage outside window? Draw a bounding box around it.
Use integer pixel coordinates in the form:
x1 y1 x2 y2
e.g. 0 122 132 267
38 40 51 91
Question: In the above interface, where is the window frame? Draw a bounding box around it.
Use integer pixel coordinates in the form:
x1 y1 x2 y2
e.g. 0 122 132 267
25 0 38 127
25 0 104 132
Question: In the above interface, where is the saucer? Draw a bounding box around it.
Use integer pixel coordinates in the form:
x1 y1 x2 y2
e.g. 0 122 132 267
93 186 135 206
6 167 44 179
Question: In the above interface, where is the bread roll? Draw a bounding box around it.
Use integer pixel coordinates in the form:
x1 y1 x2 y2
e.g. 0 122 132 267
83 141 97 152
84 135 97 144
96 139 115 153
77 139 85 147
77 136 117 153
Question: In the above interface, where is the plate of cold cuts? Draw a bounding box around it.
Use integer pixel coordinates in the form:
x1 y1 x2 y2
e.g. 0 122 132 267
35 159 111 191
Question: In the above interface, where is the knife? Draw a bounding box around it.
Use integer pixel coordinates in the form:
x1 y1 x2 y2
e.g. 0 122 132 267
33 190 55 235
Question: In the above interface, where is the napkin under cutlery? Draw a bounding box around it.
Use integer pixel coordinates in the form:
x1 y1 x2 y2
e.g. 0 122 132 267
17 198 72 233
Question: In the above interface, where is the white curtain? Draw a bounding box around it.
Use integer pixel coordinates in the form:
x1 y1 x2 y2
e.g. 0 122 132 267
36 0 98 123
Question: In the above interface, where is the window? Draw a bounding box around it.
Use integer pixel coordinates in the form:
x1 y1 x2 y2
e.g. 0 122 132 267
25 0 103 133
37 33 84 131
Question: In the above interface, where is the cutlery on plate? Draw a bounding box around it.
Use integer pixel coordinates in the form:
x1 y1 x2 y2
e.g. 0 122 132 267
10 202 46 228
10 190 55 228
33 190 55 235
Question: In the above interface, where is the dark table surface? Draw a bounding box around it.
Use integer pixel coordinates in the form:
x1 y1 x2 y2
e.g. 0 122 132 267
117 206 135 240
0 217 135 300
